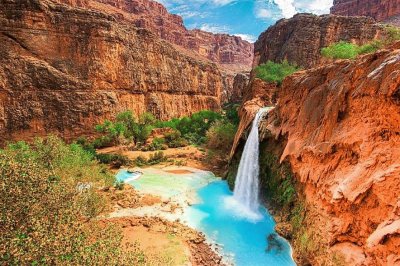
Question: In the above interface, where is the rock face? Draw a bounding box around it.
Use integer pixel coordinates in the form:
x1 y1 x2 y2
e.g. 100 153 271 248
233 44 400 265
254 13 382 68
0 0 224 143
56 0 253 71
331 0 400 26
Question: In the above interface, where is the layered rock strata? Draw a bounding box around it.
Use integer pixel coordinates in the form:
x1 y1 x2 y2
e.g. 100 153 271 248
232 44 400 265
331 0 400 26
0 0 223 143
56 0 254 71
254 13 382 68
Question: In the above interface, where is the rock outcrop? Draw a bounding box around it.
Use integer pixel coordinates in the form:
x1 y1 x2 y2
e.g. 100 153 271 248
0 0 224 143
254 13 382 68
331 0 400 26
233 44 400 265
56 0 253 71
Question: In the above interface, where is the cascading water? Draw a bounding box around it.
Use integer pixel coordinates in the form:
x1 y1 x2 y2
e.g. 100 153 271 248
226 107 274 220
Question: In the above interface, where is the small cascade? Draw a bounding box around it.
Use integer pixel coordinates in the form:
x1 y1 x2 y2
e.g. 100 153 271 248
231 107 274 216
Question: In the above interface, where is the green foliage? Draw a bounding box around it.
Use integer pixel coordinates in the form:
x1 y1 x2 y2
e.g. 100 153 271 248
321 40 383 60
255 60 300 85
148 138 168 151
134 155 148 167
259 152 296 208
157 110 222 145
0 136 145 265
357 40 382 54
383 24 400 42
164 130 188 148
94 111 157 148
134 152 167 166
224 104 240 125
148 151 167 165
95 153 130 168
114 180 125 190
206 120 237 156
321 41 359 59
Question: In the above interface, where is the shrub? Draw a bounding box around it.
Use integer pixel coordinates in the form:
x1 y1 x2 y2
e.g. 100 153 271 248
148 151 167 165
321 40 383 60
0 136 145 264
95 153 130 168
206 120 237 155
134 155 147 167
357 40 382 54
255 60 300 85
384 25 400 42
224 104 240 125
148 138 168 151
164 130 188 148
321 41 359 59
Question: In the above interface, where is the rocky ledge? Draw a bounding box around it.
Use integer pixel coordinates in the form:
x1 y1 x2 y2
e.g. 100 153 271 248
232 43 400 265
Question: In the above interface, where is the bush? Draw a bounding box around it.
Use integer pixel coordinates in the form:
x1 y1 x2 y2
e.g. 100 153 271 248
164 130 188 148
321 40 383 60
321 41 359 59
384 25 400 42
0 136 145 264
148 138 167 151
357 40 382 54
148 151 167 165
255 60 300 85
95 153 130 168
134 155 148 167
206 120 237 155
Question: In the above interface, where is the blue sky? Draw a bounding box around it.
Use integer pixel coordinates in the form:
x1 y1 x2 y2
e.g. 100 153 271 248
155 0 334 42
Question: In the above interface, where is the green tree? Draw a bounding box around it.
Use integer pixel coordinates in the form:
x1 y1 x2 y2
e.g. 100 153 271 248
0 136 145 265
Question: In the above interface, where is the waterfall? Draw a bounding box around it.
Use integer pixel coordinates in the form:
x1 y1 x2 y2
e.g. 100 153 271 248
231 107 273 216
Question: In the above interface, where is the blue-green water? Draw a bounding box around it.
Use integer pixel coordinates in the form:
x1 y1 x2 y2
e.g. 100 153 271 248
116 168 295 265
186 181 295 266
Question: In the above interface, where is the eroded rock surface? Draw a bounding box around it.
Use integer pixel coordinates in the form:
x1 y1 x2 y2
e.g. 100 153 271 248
331 0 400 26
254 13 382 68
0 0 226 143
55 0 253 71
233 44 400 265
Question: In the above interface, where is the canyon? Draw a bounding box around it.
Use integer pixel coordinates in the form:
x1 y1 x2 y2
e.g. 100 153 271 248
254 13 382 68
232 42 400 265
55 0 253 71
331 0 400 26
0 0 250 144
1 0 400 264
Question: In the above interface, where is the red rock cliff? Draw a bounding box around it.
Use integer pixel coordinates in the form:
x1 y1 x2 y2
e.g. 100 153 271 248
56 0 253 71
331 0 400 26
254 13 382 69
233 44 400 265
0 0 224 143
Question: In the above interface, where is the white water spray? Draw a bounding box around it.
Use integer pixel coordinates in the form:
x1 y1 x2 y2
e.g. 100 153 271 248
231 107 274 217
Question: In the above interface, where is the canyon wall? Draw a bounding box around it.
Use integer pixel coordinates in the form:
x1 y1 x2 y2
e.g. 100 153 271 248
233 44 400 265
0 0 224 143
254 13 382 69
55 0 253 71
331 0 400 26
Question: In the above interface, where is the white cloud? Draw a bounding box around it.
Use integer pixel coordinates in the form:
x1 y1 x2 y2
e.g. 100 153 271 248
233 33 257 43
268 0 333 19
212 0 236 6
256 8 271 19
199 23 231 33
272 0 297 18
294 0 333 15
